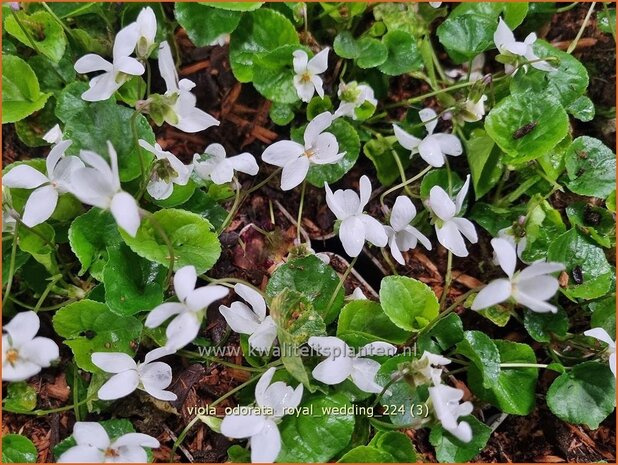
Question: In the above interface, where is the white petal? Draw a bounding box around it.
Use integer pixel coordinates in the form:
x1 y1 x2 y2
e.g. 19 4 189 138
136 6 157 44
145 302 187 328
228 153 259 176
114 446 148 463
143 346 174 364
325 183 350 220
451 217 478 244
311 75 324 99
292 49 309 74
140 362 176 400
609 353 616 377
358 341 397 357
584 328 615 346
293 77 315 103
491 238 517 278
494 17 516 52
248 317 277 353
307 48 329 74
419 136 445 167
186 285 229 312
174 107 220 133
428 186 456 221
19 337 59 367
350 358 383 393
312 358 353 385
97 370 140 400
74 54 112 74
455 175 471 214
165 312 200 350
234 283 266 320
91 352 136 373
281 156 310 191
434 133 463 156
110 192 141 237
262 141 304 167
221 414 267 439
4 311 39 348
360 214 388 248
516 275 560 301
307 336 351 356
147 179 173 200
406 226 432 251
390 196 416 231
393 125 421 152
358 175 372 210
470 279 512 310
436 221 469 257
3 165 48 189
339 215 366 257
219 302 261 334
419 108 438 134
312 133 341 165
73 422 110 449
158 41 178 91
45 139 71 176
115 56 145 76
113 22 139 60
304 111 334 147
174 265 197 302
81 72 119 102
512 291 557 314
517 261 565 281
389 234 405 265
250 419 281 463
2 360 42 381
22 185 58 227
57 445 105 463
255 367 277 407
112 433 159 449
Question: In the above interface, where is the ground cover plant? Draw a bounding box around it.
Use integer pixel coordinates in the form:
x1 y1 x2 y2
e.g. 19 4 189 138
1 1 616 463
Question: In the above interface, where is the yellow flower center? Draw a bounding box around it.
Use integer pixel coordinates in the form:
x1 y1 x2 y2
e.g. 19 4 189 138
104 448 120 458
6 348 19 365
300 72 312 84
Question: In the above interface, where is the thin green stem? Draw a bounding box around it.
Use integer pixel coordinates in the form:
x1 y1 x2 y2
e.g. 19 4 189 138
380 248 399 275
296 181 306 243
34 274 63 312
2 224 20 307
8 296 77 311
439 251 453 310
41 3 76 41
178 350 266 373
201 276 262 294
3 396 94 416
567 2 596 54
392 149 414 197
327 255 358 312
131 112 148 201
500 363 550 369
218 177 242 234
380 166 432 209
245 167 283 195
556 2 580 13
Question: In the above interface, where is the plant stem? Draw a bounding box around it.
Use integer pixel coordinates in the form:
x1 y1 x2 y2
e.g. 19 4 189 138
34 274 63 312
379 166 431 209
296 181 306 243
201 276 262 294
556 2 580 13
439 251 453 310
218 177 242 234
130 111 148 200
415 287 480 340
567 2 596 54
245 167 282 195
327 255 358 312
3 396 94 416
178 350 266 373
2 224 20 307
8 296 76 311
500 363 549 369
41 2 76 41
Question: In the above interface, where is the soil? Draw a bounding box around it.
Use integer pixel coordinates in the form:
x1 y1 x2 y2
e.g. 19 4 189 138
2 3 616 463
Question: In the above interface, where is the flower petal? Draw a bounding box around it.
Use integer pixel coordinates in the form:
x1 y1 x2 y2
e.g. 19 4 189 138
307 47 329 74
165 312 201 350
292 49 309 74
174 265 197 302
455 175 471 214
451 217 478 244
294 77 315 103
516 275 560 301
339 215 366 257
419 136 445 167
584 328 615 346
73 422 110 449
186 285 229 312
360 214 388 248
145 302 187 328
434 133 463 156
250 419 282 463
91 352 136 374
57 445 105 463
494 17 516 52
228 153 259 176
393 124 421 152
113 433 160 449
350 358 383 393
304 111 333 147
221 414 267 439
22 185 58 227
248 317 278 353
219 302 261 334
512 290 557 314
234 283 266 320
390 196 416 231
158 41 178 91
110 191 141 237
470 279 512 310
517 261 565 281
3 165 48 189
262 141 304 167
97 370 140 400
19 337 59 367
140 362 176 400
280 156 310 191
4 311 40 348
312 133 341 164
491 237 517 278
436 221 469 257
389 234 405 265
419 107 438 134
358 175 372 211
74 54 112 74
428 186 456 221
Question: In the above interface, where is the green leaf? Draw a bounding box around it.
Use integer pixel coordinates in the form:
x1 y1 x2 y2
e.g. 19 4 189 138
52 300 142 372
437 14 495 64
270 101 295 126
567 95 595 122
305 118 360 187
3 382 37 413
306 95 333 120
55 81 89 123
468 340 538 415
278 393 355 462
337 300 412 345
5 10 67 62
379 276 439 331
566 202 615 249
102 243 166 316
521 196 567 262
564 136 616 198
338 446 396 463
485 93 569 163
547 229 613 300
356 37 388 69
121 208 221 275
429 415 492 463
524 308 569 343
465 128 504 199
598 8 616 34
175 3 241 46
64 100 155 182
590 295 616 337
2 434 38 463
69 209 122 280
378 30 422 76
547 361 616 429
266 255 343 323
368 431 417 462
253 44 306 103
202 2 263 11
333 31 360 59
18 223 57 274
363 136 411 187
2 55 51 123
178 187 229 232
469 202 525 237
455 331 500 388
449 2 528 29
419 168 464 200
418 313 464 354
229 8 298 82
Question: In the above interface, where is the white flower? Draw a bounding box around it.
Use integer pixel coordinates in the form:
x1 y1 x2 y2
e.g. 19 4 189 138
262 112 345 191
135 7 157 58
293 48 329 102
348 287 367 301
2 311 59 382
425 175 477 257
3 141 83 227
221 367 303 463
145 266 228 350
69 142 141 237
92 347 177 401
138 140 192 200
446 54 485 82
384 196 432 265
158 41 220 133
471 238 565 313
308 336 396 393
429 2 442 7
193 143 258 185
57 422 159 463
429 384 473 443
334 81 377 120
42 124 63 145
393 108 463 168
497 225 527 259
414 351 451 386
219 284 277 353
324 175 388 257
584 328 616 376
461 95 488 122
74 23 144 101
494 17 554 72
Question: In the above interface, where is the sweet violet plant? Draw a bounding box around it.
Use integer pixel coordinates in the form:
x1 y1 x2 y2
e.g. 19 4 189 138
2 2 616 464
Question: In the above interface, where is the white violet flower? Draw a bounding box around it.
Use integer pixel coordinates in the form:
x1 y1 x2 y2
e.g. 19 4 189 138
219 284 277 353
324 175 388 257
42 124 63 145
471 238 565 313
584 328 616 376
135 6 157 58
57 422 159 463
74 23 144 101
293 48 329 102
461 95 488 123
138 139 193 200
393 108 463 168
157 41 220 133
425 175 478 257
428 384 473 443
413 351 451 386
69 142 141 237
308 336 396 393
193 143 259 185
348 287 367 301
145 265 229 350
384 196 432 265
92 347 177 401
2 311 59 382
263 111 345 191
3 140 83 227
498 224 527 259
220 367 303 463
334 81 377 120
446 54 485 82
494 17 554 72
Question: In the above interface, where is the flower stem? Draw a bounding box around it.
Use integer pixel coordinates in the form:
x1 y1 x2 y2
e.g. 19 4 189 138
218 177 242 234
41 2 76 41
201 275 263 294
379 165 432 210
34 274 63 312
296 181 306 243
178 350 266 373
567 2 596 54
2 224 20 307
3 396 95 416
245 167 282 195
130 111 148 201
439 251 453 310
327 255 358 312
